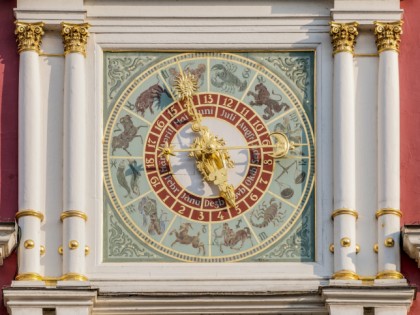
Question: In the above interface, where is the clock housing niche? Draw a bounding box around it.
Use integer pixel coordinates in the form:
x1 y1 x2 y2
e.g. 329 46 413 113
103 51 315 263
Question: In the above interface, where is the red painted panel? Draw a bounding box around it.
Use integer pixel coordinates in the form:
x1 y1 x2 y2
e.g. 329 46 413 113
0 1 18 314
401 0 420 313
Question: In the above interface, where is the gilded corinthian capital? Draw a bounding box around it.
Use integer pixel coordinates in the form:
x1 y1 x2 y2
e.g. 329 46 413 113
330 22 359 55
61 23 90 57
374 21 403 53
14 21 45 54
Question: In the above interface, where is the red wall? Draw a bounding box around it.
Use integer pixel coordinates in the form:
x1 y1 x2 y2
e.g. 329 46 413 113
400 0 420 313
0 0 18 314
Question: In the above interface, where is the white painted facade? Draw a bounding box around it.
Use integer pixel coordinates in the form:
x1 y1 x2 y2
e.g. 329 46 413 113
3 0 415 314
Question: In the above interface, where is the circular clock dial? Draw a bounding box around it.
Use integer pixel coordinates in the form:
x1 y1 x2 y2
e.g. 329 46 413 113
104 52 315 262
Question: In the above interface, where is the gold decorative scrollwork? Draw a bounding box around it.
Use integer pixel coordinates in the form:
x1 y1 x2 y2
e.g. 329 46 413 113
14 21 45 54
374 21 403 53
330 22 359 55
61 22 90 57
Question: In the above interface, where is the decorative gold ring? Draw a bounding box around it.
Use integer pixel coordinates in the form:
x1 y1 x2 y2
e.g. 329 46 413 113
376 270 404 280
16 210 44 221
332 270 359 280
60 210 88 222
331 208 359 220
15 273 43 281
61 273 88 281
375 208 402 219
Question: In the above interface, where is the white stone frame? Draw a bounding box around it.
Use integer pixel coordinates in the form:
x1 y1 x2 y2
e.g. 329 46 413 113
84 14 334 293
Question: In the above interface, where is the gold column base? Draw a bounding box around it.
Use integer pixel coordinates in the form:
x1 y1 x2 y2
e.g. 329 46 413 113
61 273 88 281
332 270 360 280
15 272 43 281
376 270 404 279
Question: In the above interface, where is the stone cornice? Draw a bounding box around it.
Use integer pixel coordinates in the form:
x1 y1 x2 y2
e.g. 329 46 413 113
402 225 420 268
0 222 17 265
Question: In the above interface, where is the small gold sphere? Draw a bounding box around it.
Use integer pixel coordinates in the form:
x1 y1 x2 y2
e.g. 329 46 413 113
329 244 334 253
355 244 360 254
40 245 46 256
24 240 35 249
58 246 63 255
384 238 395 247
85 246 90 256
69 240 79 250
340 237 351 247
374 244 379 253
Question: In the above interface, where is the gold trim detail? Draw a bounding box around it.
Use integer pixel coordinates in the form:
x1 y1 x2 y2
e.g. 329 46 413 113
61 273 88 281
329 244 334 253
14 21 45 54
331 208 359 220
375 208 402 219
85 246 90 256
332 270 360 280
58 246 63 255
374 243 379 253
15 273 43 281
60 210 88 222
376 270 404 280
24 239 34 249
40 245 46 256
340 237 351 247
384 237 395 247
61 22 90 57
15 210 44 221
330 22 359 55
374 21 403 53
69 240 79 250
355 244 360 254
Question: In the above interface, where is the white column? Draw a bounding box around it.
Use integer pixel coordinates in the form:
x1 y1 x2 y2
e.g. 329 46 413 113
375 307 408 315
14 21 45 282
9 308 43 315
56 307 91 315
61 22 90 281
329 306 363 315
330 22 359 280
374 21 404 280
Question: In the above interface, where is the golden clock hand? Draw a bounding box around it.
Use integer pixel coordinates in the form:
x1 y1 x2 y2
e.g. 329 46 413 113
173 72 202 132
159 133 305 160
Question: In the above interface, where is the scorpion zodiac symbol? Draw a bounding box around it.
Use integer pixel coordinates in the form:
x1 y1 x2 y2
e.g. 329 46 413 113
250 198 285 228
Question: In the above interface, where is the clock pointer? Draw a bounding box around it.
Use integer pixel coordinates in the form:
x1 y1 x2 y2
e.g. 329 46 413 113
173 72 236 208
158 132 304 160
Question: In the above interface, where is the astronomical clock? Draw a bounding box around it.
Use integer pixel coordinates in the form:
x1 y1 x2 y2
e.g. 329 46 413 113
103 51 315 262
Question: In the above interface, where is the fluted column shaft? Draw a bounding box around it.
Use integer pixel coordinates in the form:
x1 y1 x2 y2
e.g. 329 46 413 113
374 21 404 280
61 22 90 281
330 22 359 280
14 21 45 281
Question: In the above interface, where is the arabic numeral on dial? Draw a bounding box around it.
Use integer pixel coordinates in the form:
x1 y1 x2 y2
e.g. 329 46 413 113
198 211 205 221
259 177 268 185
145 157 155 168
203 94 214 104
264 159 273 165
147 138 156 150
155 119 165 131
217 211 224 220
250 193 258 201
178 205 186 215
222 97 234 107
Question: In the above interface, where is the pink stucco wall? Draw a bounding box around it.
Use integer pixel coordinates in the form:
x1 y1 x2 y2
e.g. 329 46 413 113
0 1 18 314
400 0 420 313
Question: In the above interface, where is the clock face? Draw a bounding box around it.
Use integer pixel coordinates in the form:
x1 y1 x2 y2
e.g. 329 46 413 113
103 52 315 262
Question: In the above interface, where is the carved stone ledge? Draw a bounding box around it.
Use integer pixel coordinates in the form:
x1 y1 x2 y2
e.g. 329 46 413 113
0 222 18 265
402 225 420 267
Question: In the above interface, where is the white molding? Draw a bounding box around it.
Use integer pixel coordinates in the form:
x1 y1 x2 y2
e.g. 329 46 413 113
322 286 415 309
402 225 420 268
0 222 17 265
